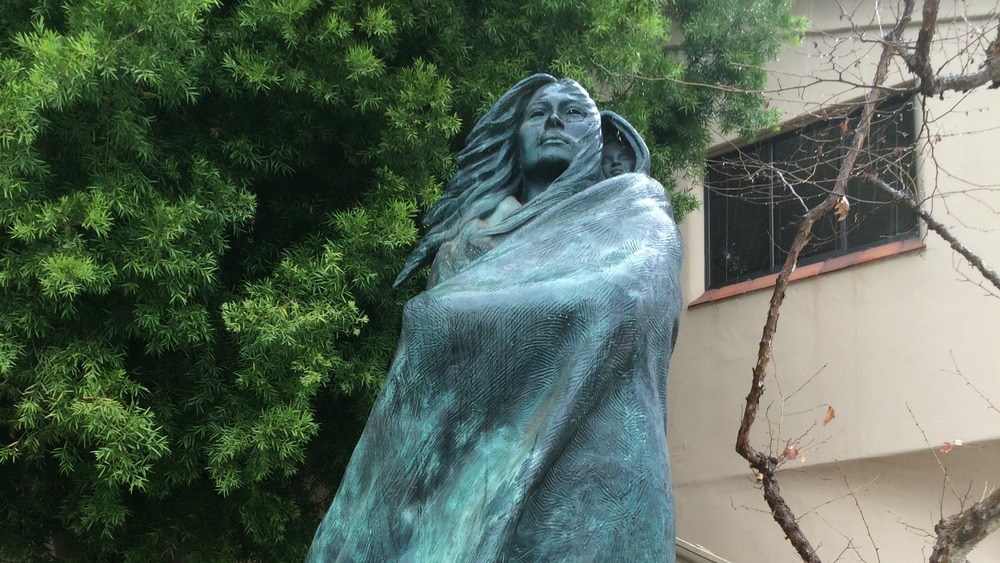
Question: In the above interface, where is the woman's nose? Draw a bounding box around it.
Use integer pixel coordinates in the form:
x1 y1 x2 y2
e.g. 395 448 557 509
544 111 564 128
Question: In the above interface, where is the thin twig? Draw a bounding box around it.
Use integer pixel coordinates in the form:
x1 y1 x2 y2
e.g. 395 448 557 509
786 364 830 402
798 473 881 519
905 404 962 504
945 351 1000 415
862 173 1000 292
835 464 881 563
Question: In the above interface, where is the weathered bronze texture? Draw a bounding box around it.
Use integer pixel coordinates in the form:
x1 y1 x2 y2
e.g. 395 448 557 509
307 75 682 562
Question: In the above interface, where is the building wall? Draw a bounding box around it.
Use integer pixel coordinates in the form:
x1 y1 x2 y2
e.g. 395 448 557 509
668 1 1000 560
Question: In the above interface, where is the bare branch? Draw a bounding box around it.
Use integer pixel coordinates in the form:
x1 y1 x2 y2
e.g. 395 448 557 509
798 472 880 520
836 465 881 563
830 3 914 201
903 0 941 94
734 5 916 561
905 404 963 508
733 195 829 562
862 173 1000 292
945 351 1000 416
723 2 1000 560
902 0 1000 96
929 487 1000 563
932 22 1000 94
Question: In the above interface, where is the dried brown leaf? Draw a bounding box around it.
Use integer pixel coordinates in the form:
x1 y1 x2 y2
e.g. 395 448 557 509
940 442 953 453
834 196 850 221
823 405 836 426
783 445 799 460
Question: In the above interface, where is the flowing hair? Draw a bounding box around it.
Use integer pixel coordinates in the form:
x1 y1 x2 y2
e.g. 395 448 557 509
393 75 603 288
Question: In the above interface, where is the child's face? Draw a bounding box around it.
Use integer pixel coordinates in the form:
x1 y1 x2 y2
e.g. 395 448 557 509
601 140 635 177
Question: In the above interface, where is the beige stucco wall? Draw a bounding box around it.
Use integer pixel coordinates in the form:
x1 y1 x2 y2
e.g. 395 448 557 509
668 1 1000 560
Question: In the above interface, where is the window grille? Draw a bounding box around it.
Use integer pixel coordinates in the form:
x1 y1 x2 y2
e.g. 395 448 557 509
705 95 919 289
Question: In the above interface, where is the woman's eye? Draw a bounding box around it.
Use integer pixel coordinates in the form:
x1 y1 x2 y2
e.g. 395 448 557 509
529 109 545 118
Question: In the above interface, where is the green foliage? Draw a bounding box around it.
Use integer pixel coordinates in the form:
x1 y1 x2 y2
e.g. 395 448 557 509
671 0 806 139
0 0 799 559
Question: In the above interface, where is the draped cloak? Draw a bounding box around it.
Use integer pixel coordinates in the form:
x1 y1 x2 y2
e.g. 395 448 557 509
305 166 683 561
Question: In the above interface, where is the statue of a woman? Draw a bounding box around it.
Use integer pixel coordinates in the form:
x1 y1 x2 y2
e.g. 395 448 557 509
306 75 682 562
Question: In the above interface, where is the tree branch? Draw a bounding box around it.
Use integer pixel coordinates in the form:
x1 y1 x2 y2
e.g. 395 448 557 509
734 198 833 563
932 23 1000 94
734 5 915 561
862 173 1000 292
903 0 940 95
828 1 914 202
929 486 1000 563
902 0 1000 96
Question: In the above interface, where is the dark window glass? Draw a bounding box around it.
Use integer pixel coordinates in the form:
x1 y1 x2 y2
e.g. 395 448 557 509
705 96 919 289
707 148 772 287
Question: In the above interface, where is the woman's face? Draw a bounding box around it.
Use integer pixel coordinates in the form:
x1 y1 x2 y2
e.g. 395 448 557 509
517 82 599 177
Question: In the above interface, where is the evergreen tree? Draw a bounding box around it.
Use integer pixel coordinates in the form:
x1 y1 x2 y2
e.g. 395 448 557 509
0 0 802 559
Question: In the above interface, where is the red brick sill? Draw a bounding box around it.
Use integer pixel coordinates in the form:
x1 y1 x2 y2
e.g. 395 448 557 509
688 237 925 308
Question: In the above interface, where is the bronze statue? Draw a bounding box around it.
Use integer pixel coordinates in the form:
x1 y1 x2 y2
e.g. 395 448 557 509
307 75 682 562
601 134 637 178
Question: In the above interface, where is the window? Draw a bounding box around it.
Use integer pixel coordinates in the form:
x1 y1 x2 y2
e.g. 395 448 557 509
705 95 919 289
